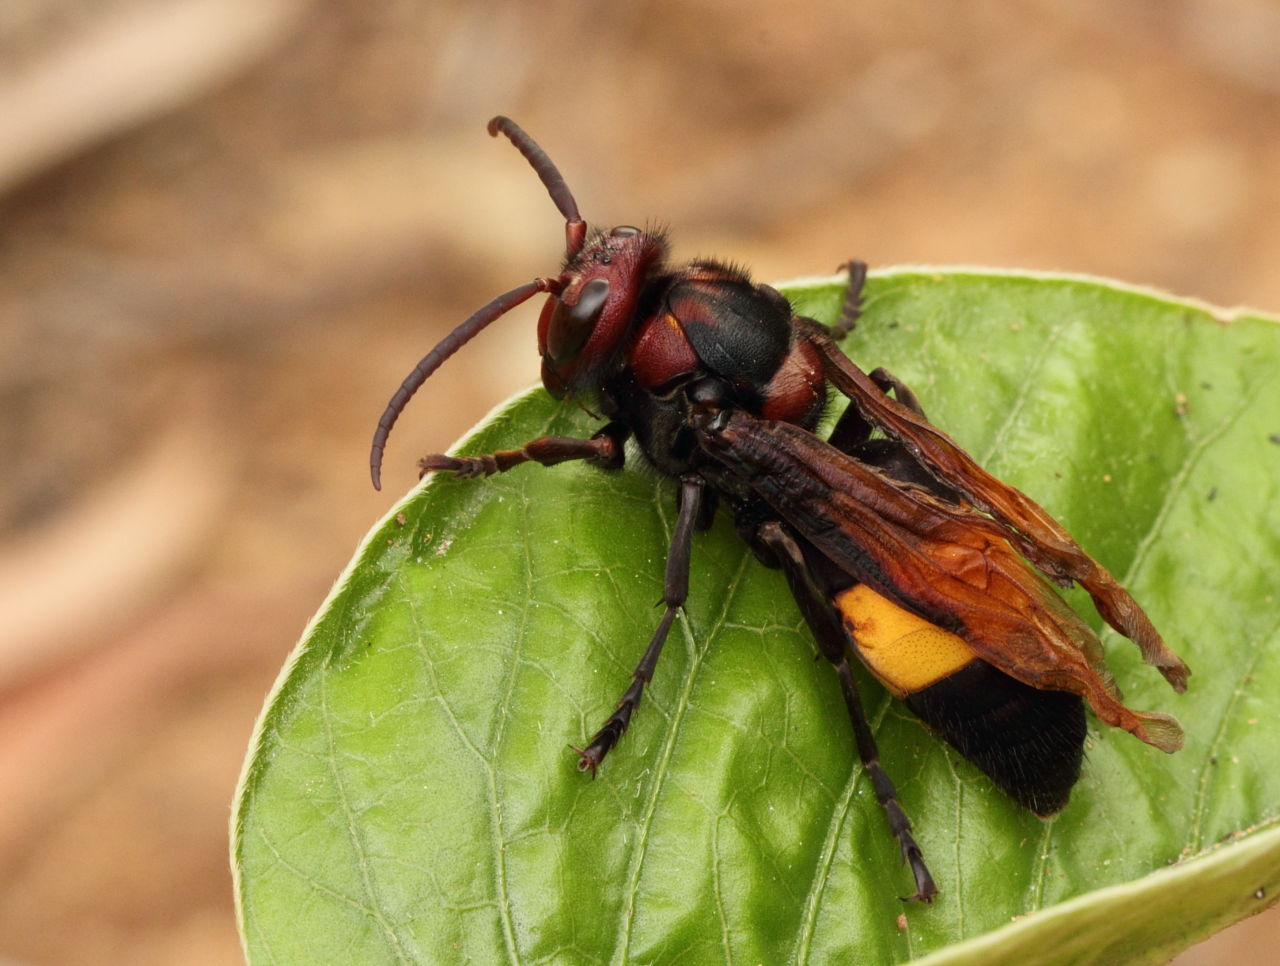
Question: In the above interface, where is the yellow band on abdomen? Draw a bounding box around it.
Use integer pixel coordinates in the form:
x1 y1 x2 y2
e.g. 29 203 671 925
835 584 977 697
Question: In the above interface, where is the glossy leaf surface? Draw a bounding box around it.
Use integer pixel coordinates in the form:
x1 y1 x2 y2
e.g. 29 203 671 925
235 270 1280 965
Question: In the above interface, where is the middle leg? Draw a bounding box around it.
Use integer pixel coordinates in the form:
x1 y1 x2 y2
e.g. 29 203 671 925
574 475 705 774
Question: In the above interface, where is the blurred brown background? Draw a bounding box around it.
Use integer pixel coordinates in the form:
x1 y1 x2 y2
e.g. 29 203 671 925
1 0 1277 963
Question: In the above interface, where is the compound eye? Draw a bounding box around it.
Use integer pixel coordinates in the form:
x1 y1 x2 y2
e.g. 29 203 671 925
547 277 610 362
609 225 640 238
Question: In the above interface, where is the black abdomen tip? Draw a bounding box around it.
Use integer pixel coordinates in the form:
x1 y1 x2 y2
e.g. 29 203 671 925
906 659 1086 816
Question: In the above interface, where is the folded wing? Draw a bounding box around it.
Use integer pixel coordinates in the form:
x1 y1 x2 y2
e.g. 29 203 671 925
696 407 1185 753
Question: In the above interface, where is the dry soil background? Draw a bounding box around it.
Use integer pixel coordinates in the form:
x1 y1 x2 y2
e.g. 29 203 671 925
2 1 1278 963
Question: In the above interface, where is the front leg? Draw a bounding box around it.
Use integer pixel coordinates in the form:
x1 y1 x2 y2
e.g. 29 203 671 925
420 421 629 479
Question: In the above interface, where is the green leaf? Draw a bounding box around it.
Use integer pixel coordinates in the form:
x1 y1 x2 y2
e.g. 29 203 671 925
234 270 1280 965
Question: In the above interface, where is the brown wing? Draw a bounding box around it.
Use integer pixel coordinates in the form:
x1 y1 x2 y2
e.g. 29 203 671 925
799 319 1190 694
695 407 1185 753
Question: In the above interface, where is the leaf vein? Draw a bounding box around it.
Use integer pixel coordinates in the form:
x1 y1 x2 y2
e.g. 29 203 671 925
1118 379 1262 589
791 691 893 965
399 573 521 965
1186 610 1280 853
318 680 413 964
712 815 736 966
978 319 1067 466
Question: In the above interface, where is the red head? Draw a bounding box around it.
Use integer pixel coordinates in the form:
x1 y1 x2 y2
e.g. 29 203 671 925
369 116 666 488
538 224 667 397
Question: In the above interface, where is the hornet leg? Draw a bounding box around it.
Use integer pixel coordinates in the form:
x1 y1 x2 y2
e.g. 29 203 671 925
756 519 938 903
829 259 869 341
419 422 628 478
575 475 705 773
